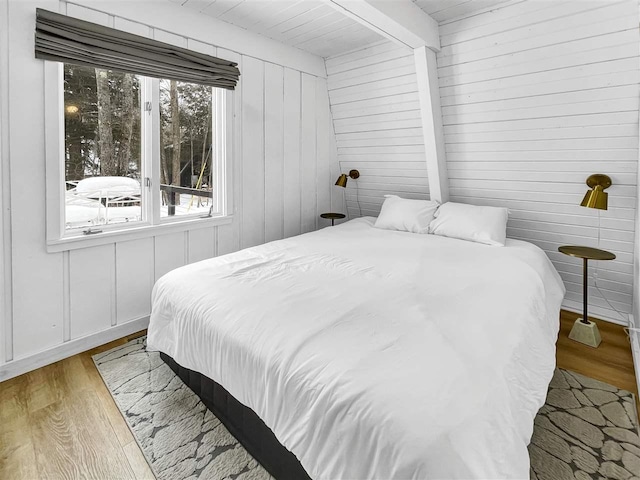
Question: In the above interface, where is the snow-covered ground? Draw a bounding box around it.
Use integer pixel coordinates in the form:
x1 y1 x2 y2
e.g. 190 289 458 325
65 177 212 230
160 193 213 218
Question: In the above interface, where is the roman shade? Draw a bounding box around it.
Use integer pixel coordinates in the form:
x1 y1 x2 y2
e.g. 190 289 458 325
35 8 240 89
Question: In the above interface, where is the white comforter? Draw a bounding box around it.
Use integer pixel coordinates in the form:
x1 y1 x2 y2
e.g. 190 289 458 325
147 217 565 479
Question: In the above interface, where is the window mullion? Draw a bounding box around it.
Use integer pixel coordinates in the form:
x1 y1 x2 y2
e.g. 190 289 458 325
215 88 227 215
148 77 161 225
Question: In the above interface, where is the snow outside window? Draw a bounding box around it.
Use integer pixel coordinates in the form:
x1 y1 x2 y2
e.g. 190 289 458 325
61 63 227 234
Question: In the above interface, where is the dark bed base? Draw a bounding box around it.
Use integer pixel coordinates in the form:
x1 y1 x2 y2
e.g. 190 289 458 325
160 353 312 480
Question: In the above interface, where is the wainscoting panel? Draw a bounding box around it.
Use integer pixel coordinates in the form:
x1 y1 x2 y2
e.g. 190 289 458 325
116 238 154 324
283 68 303 239
188 228 216 264
154 232 187 282
240 56 266 249
6 0 66 360
301 73 318 234
264 63 285 244
69 244 115 339
0 0 340 379
216 48 243 257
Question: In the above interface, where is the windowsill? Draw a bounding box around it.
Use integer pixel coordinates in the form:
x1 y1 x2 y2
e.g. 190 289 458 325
46 214 234 253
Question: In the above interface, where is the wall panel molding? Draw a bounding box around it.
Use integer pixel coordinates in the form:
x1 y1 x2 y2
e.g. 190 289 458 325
0 0 339 381
0 0 11 365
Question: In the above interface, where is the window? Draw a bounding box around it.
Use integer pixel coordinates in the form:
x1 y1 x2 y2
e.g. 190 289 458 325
56 63 229 237
64 65 143 230
158 79 215 219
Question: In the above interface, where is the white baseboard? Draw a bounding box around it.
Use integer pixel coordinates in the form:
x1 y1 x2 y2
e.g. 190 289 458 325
0 316 149 382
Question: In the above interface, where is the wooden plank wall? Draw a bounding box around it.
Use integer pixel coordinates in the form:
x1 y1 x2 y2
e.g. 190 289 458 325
438 0 640 322
325 41 429 218
0 0 339 379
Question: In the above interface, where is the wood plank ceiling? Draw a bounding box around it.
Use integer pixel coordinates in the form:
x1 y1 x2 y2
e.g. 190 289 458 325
169 0 515 57
412 0 514 23
169 0 383 58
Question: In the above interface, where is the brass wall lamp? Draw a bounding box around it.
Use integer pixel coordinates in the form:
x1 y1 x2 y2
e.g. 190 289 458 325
335 169 360 187
580 174 611 210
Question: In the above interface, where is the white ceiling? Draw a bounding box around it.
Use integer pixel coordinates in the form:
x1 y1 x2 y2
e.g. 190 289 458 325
169 0 513 58
412 0 513 23
170 0 383 58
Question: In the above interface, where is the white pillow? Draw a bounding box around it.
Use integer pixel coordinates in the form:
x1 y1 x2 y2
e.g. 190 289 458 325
429 202 508 246
374 195 439 234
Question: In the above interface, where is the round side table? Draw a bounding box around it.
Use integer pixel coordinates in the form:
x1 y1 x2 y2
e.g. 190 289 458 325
320 212 346 226
558 245 615 347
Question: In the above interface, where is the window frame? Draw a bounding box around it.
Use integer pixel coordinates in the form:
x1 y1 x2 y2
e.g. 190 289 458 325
44 61 234 253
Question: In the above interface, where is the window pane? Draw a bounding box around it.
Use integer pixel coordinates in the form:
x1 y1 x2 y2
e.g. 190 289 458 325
63 64 143 230
159 79 215 218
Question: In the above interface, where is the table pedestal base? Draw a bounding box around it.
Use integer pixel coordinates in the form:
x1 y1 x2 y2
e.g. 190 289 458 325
568 318 602 348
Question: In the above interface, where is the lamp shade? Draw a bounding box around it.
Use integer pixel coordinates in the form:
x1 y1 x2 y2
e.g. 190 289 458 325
335 174 348 188
580 187 608 210
580 174 611 210
334 170 359 188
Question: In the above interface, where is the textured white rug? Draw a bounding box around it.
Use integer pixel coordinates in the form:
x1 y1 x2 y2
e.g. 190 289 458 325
94 337 640 480
530 369 640 480
94 337 271 480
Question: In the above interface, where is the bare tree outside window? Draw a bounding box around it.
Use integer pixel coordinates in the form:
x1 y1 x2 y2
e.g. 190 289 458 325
159 79 214 218
63 64 142 230
63 64 217 230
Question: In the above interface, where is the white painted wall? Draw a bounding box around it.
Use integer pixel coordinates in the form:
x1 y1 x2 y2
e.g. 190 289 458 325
325 0 639 323
437 0 640 323
326 41 429 218
0 0 339 380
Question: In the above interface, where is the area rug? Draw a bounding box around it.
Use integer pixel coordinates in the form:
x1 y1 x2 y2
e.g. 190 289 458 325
529 369 640 480
94 338 640 480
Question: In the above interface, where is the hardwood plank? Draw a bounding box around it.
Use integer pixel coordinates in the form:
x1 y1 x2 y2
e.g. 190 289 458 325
78 352 136 447
123 441 156 480
29 400 86 479
69 390 136 479
31 391 135 480
0 330 146 479
0 400 38 480
556 310 639 415
557 311 636 388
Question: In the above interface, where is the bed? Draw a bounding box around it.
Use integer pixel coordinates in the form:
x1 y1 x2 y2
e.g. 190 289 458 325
147 216 566 479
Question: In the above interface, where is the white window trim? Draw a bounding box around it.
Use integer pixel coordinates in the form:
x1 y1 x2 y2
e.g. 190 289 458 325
44 61 234 253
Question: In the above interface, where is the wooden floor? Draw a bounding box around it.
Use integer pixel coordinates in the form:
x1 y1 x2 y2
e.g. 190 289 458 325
0 332 154 480
556 310 639 413
0 311 637 480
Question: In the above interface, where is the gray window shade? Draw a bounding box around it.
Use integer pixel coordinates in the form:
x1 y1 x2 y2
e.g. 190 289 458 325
35 8 240 89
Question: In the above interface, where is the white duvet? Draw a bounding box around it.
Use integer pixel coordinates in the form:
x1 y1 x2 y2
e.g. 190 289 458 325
147 217 565 479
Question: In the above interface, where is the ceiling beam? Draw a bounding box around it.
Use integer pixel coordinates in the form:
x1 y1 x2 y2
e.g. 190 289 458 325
414 46 448 203
326 0 440 51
